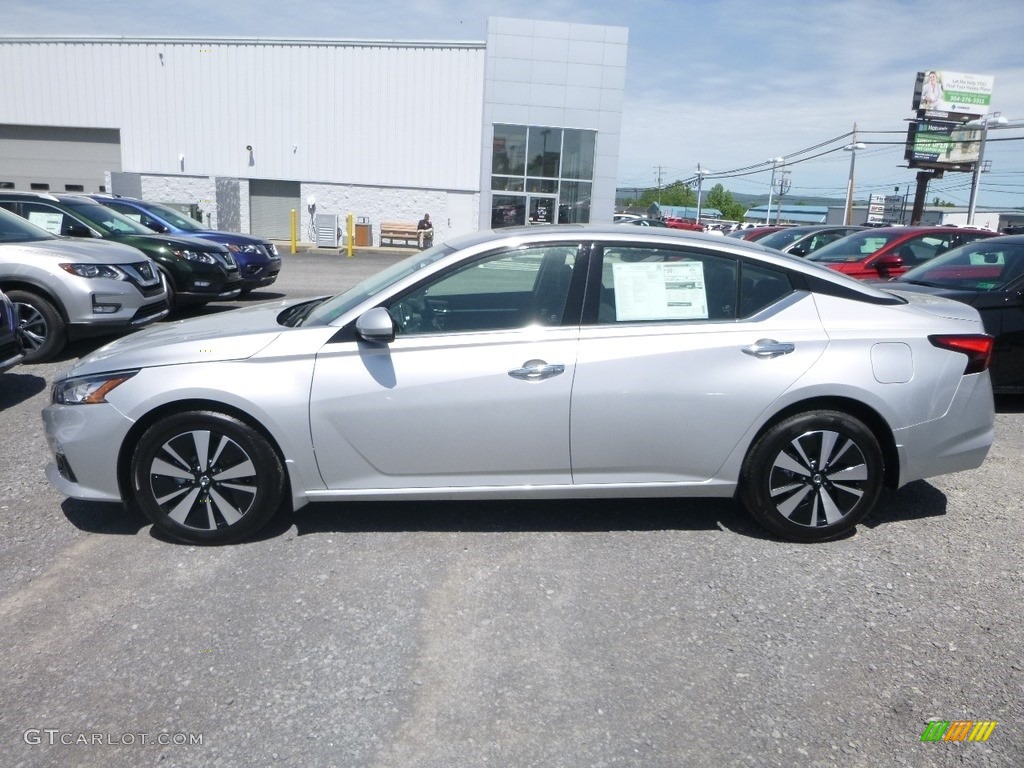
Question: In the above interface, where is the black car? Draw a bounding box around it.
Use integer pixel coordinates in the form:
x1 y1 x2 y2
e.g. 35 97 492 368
883 234 1024 392
756 225 868 257
0 287 25 373
90 195 281 294
0 192 242 308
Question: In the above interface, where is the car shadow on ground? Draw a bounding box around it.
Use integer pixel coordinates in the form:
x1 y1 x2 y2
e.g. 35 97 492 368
0 370 47 408
862 482 947 530
233 290 286 303
61 488 949 546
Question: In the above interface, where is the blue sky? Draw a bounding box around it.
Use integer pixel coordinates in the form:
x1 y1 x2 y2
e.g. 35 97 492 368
5 0 1023 209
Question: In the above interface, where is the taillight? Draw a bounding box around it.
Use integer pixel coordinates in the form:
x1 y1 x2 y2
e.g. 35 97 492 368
929 334 994 375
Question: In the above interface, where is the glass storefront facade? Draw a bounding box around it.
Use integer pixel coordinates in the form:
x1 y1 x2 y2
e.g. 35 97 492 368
491 125 595 228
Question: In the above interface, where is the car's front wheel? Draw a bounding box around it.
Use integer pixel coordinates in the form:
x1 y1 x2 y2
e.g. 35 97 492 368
130 411 285 544
7 289 66 363
739 410 883 542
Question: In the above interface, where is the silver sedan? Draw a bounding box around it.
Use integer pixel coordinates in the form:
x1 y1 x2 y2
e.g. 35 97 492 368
43 226 996 544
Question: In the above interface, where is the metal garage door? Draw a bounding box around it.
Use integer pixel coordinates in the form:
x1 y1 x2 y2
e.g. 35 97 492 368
0 124 121 193
249 179 300 240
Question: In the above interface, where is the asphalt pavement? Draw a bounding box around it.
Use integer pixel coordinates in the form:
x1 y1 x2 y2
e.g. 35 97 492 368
0 246 1022 768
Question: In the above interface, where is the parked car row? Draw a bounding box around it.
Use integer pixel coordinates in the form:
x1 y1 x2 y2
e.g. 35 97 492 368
0 191 282 364
750 223 1018 392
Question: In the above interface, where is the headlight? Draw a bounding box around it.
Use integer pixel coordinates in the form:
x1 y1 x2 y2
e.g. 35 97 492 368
52 370 138 405
227 243 260 254
59 263 125 280
173 249 217 265
268 243 279 257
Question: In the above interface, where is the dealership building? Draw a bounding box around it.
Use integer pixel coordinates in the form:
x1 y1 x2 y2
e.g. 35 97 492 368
0 17 628 245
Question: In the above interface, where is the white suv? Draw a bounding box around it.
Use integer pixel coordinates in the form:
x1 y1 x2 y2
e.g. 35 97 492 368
0 207 169 362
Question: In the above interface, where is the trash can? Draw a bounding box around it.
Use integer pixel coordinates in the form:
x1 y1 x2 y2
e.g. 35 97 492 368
355 216 372 247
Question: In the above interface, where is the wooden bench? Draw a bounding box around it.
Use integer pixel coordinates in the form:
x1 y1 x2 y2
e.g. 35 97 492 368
379 222 423 247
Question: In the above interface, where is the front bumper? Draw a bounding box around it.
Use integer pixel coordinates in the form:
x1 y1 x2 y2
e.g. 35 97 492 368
0 336 24 373
43 400 135 502
68 299 170 340
175 277 244 304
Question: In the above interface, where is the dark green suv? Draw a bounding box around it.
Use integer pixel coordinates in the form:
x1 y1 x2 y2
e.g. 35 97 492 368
0 192 242 308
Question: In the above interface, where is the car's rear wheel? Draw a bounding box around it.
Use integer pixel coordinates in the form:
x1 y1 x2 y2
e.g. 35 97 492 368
130 411 284 544
8 290 66 363
739 410 883 542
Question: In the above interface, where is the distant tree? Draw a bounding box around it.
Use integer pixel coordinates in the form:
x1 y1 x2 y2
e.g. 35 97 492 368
931 197 956 207
638 181 697 210
704 184 746 222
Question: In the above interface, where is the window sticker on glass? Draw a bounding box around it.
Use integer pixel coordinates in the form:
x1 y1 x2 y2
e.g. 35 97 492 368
613 261 708 321
28 211 64 234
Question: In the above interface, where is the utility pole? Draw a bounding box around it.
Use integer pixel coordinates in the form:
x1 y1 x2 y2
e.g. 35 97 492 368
695 164 705 224
774 169 791 225
654 166 665 208
766 158 783 225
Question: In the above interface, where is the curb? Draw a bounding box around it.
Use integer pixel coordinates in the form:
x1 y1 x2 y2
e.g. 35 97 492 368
271 242 419 257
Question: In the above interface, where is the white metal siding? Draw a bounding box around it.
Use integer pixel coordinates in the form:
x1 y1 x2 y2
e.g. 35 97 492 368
0 38 485 192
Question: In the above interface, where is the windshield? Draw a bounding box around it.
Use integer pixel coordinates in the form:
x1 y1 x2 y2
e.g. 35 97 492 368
146 202 206 231
808 230 901 263
0 207 56 243
899 240 1024 292
296 245 456 326
63 200 156 236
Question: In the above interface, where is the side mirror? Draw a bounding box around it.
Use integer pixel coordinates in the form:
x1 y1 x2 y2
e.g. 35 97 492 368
355 307 396 343
149 222 170 234
874 254 903 275
789 244 809 257
64 222 94 238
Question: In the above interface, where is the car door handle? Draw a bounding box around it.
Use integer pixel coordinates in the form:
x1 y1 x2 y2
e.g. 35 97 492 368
742 339 796 359
508 359 566 381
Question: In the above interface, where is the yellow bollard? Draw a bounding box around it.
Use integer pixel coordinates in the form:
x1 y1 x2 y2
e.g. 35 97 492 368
290 209 297 254
346 213 355 258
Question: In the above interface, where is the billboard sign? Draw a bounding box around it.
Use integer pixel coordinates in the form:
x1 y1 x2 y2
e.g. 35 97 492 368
883 195 904 224
867 194 887 225
912 71 994 117
905 121 981 170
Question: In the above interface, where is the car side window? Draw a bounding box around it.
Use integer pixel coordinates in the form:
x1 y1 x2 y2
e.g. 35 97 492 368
107 202 147 226
898 235 952 266
738 262 793 317
596 246 739 323
20 202 81 236
388 245 580 335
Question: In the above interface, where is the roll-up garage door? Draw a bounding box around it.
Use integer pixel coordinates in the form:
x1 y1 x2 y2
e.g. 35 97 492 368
0 124 121 193
249 179 300 240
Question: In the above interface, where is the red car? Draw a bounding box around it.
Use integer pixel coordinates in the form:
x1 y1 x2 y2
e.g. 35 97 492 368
663 216 705 232
806 226 999 280
727 225 789 241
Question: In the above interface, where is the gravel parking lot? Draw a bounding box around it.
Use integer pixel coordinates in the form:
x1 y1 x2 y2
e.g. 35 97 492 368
1 247 1021 767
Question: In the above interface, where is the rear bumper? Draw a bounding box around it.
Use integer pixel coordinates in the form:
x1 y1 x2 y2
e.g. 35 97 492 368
895 371 995 486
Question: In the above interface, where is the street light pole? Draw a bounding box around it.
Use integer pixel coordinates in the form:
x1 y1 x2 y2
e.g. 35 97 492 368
843 140 866 225
765 157 783 226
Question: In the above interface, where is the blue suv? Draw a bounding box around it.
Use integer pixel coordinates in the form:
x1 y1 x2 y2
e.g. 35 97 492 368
91 196 281 294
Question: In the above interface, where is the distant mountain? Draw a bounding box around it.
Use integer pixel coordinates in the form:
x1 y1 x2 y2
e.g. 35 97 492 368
616 187 847 210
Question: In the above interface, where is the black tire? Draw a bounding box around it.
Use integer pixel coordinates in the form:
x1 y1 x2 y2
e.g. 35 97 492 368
738 410 883 542
130 410 284 544
7 289 66 363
